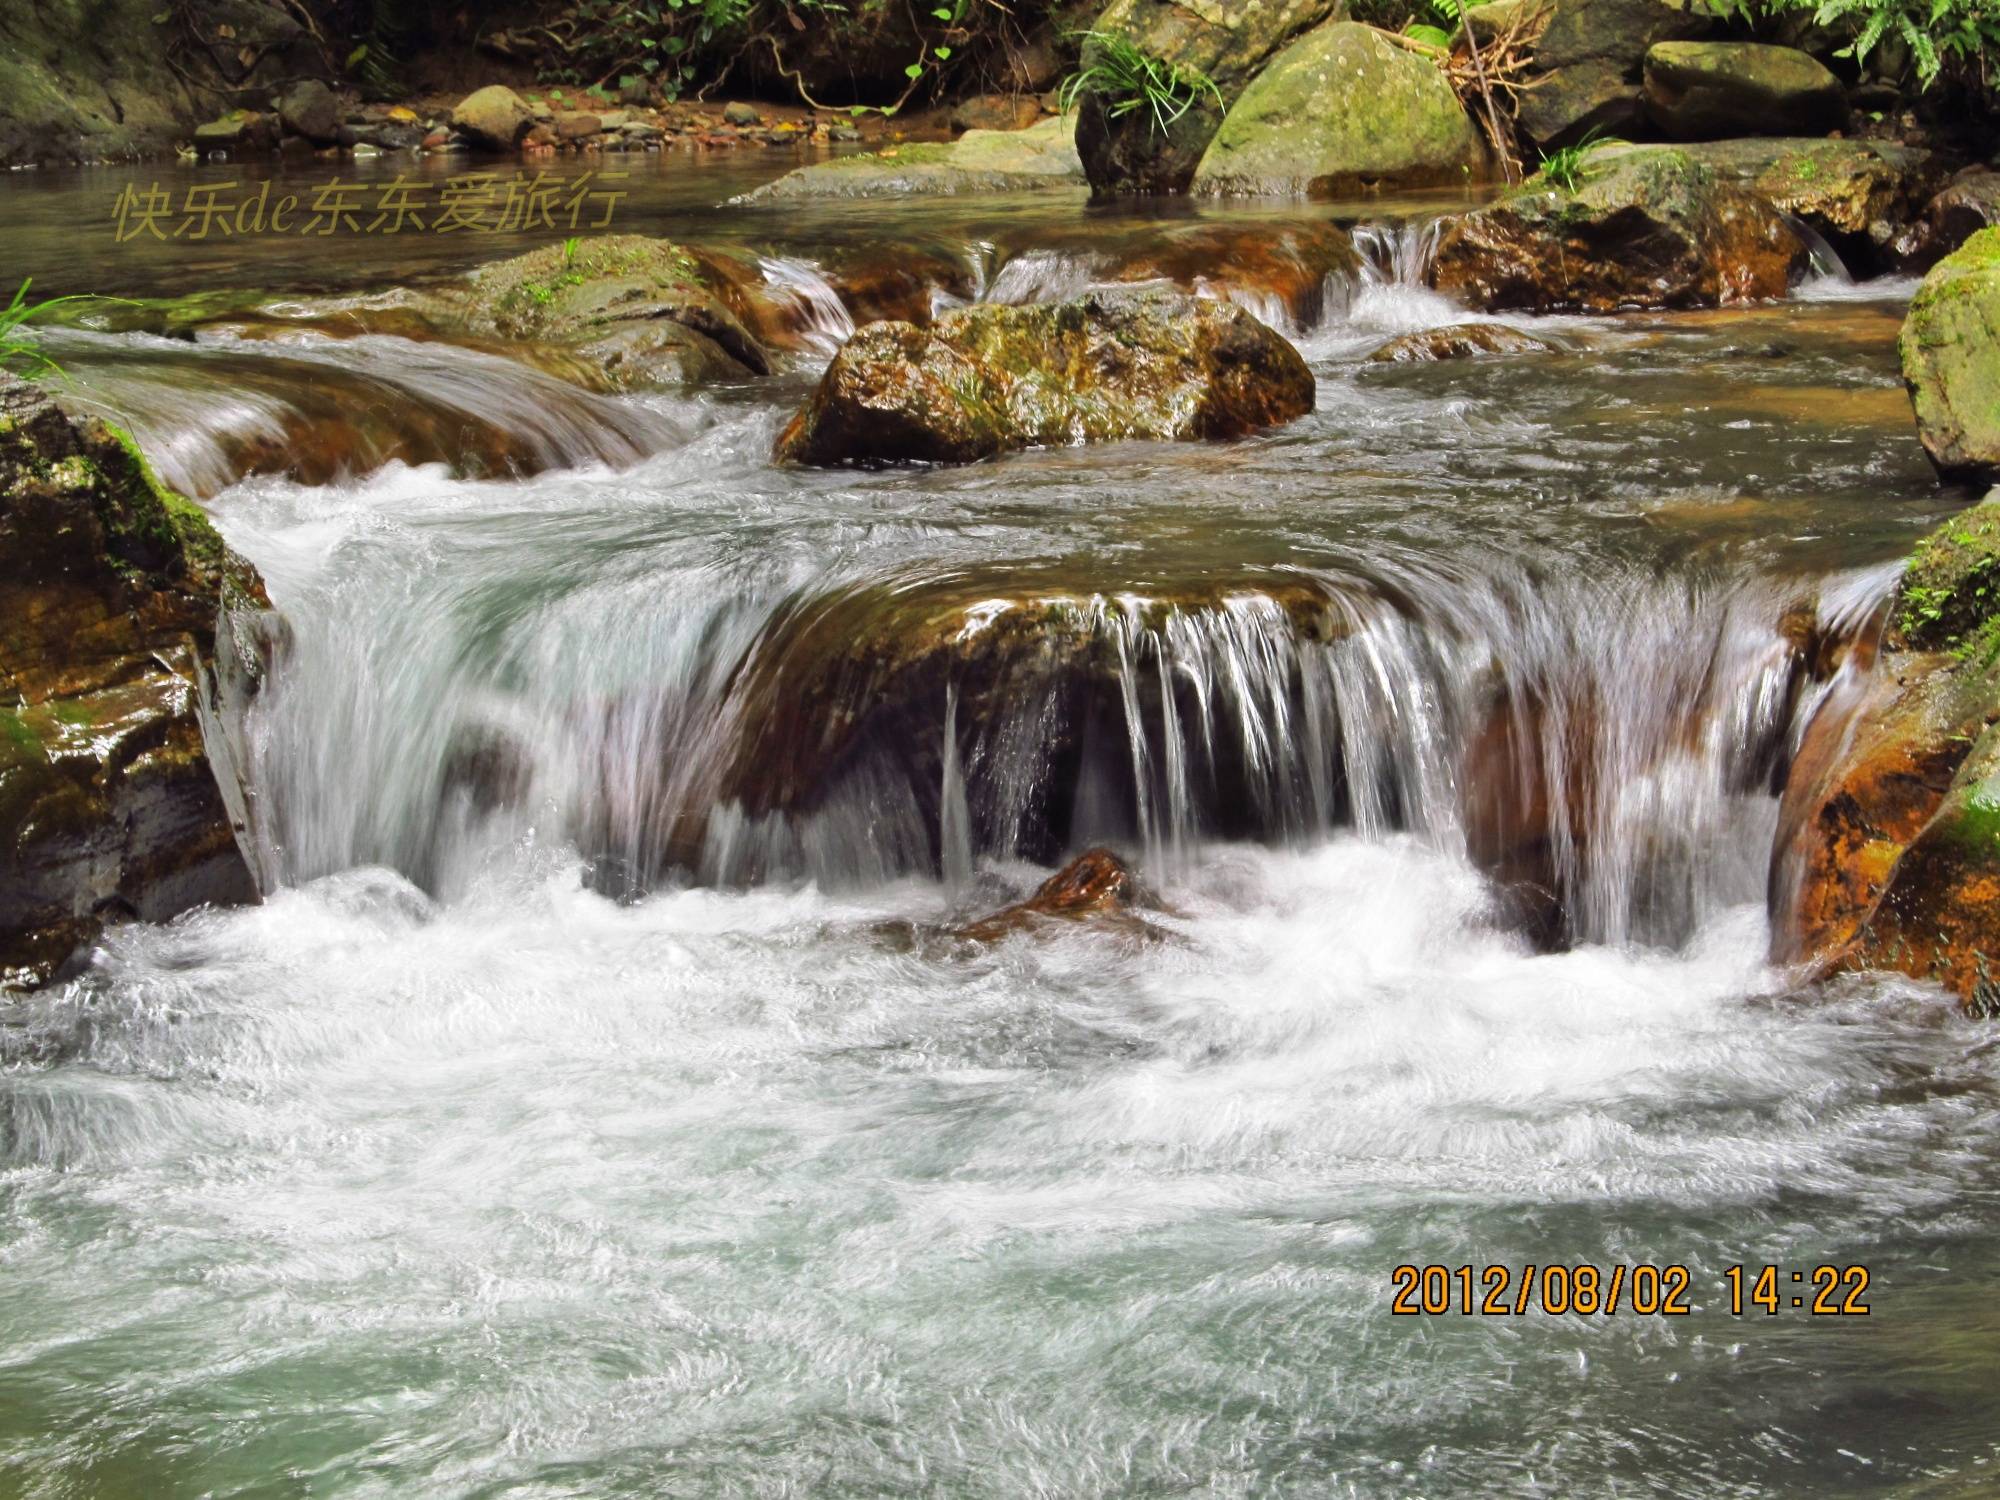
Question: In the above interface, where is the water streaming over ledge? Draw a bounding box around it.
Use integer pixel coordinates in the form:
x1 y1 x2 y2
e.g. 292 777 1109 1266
8 173 2000 1496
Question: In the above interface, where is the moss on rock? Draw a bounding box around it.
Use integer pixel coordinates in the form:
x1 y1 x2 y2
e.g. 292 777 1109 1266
1900 227 2000 487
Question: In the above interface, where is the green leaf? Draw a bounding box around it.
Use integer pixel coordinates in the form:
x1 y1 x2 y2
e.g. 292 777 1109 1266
904 61 924 77
346 43 368 66
934 44 951 58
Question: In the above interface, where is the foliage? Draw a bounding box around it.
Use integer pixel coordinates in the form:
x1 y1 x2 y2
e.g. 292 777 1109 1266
1057 31 1224 136
1733 0 2000 89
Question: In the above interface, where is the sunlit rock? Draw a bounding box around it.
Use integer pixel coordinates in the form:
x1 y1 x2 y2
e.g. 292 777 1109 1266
1641 42 1843 140
1900 228 2000 487
1773 499 2000 1007
1366 323 1558 363
1430 143 1808 312
953 848 1144 941
741 115 1082 201
774 288 1314 466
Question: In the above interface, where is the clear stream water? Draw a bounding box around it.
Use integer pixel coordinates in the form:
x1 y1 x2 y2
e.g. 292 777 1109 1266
4 158 2000 1499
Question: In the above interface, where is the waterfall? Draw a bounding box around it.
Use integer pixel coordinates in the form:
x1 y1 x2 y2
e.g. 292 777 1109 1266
757 256 857 359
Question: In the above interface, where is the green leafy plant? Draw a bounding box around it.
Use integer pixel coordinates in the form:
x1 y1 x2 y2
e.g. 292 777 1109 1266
0 279 102 381
1058 30 1225 136
1734 0 2000 89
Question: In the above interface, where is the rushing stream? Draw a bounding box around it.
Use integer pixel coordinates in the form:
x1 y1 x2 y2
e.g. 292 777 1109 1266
5 158 2000 1498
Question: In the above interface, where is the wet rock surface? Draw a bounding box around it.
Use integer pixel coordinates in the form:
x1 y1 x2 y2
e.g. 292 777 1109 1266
1675 138 1945 268
0 375 272 988
774 288 1315 466
1430 143 1809 312
1366 323 1559 362
1774 502 2000 1008
1900 228 2000 487
742 115 1083 200
953 848 1144 942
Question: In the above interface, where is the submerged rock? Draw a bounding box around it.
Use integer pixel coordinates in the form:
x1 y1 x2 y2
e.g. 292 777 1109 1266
1900 228 2000 487
1773 501 2000 1007
1073 0 1341 196
1642 41 1842 140
774 289 1314 466
0 376 272 989
1191 22 1486 198
954 848 1142 941
742 115 1082 200
1430 143 1808 312
1366 323 1558 362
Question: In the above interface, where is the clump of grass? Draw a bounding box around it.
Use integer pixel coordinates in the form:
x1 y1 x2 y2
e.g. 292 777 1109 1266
1537 129 1621 193
0 278 103 382
1058 30 1224 138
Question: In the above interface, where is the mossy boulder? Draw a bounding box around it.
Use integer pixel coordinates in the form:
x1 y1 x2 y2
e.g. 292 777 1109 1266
1073 0 1343 196
451 84 535 152
1642 41 1842 140
773 288 1315 466
1191 22 1486 198
1899 228 2000 487
1772 499 2000 1008
0 375 273 989
1677 138 1944 268
1511 0 1712 148
452 235 771 384
741 115 1083 200
1429 143 1808 312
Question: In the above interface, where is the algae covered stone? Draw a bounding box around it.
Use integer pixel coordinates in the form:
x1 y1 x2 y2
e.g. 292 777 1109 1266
774 288 1314 466
1900 227 2000 486
1192 23 1486 198
1642 41 1842 140
743 115 1082 201
1430 143 1808 311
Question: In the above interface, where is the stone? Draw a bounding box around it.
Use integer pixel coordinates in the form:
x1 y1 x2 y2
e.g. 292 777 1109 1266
1073 0 1343 195
1430 143 1809 312
950 94 1043 133
451 84 535 152
1772 500 2000 1008
192 109 274 150
1900 229 2000 487
277 77 341 144
1193 22 1486 198
0 375 272 988
740 114 1082 200
954 849 1143 941
773 288 1314 467
723 101 762 126
1643 42 1844 140
1511 0 1711 148
1674 138 1944 267
1367 323 1559 362
1896 170 2000 273
554 112 602 141
451 235 772 386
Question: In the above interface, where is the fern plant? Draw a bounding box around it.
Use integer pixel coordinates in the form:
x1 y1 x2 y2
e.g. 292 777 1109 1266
1755 0 2000 87
1058 31 1225 136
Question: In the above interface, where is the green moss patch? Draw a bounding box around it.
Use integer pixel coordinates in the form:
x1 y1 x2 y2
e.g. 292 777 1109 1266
1897 499 2000 650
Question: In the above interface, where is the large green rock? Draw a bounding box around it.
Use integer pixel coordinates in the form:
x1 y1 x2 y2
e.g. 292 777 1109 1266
1072 0 1345 196
741 115 1083 200
1642 41 1843 140
0 375 272 988
774 288 1314 466
1900 229 2000 486
1430 143 1807 311
1509 0 1711 148
1192 22 1485 197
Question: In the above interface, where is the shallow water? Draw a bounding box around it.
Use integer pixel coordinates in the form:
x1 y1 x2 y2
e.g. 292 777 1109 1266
3 164 1997 1498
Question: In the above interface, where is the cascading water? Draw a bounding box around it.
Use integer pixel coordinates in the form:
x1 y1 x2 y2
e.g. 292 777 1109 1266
6 174 1998 1499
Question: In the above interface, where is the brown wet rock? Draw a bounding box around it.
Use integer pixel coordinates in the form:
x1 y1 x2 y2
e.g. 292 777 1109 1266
1772 500 2000 1007
1431 144 1808 312
953 849 1143 941
0 375 274 989
774 288 1314 467
1367 323 1559 363
1102 221 1361 328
